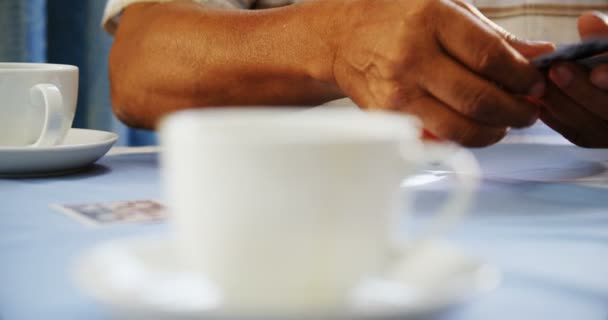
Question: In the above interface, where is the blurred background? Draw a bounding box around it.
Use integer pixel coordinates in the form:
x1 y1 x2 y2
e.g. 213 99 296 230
0 0 157 146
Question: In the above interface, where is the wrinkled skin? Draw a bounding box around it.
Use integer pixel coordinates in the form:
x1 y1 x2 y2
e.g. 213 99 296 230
111 0 551 147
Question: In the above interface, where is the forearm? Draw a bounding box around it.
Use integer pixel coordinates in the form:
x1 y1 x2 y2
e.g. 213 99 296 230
110 0 346 129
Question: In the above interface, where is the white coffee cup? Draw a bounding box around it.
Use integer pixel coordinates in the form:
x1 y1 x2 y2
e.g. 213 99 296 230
0 63 78 147
160 108 479 314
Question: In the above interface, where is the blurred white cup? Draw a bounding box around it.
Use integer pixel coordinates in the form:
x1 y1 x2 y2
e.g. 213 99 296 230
160 108 479 314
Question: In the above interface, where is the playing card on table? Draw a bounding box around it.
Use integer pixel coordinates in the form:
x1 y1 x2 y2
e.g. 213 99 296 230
51 200 167 226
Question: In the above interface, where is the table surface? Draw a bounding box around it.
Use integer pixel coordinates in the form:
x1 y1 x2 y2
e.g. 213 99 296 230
1 127 608 320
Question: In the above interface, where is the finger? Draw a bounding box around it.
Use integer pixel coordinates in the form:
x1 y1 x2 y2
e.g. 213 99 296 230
452 0 556 58
549 62 608 120
540 83 608 147
335 64 507 147
508 39 556 59
539 110 590 147
578 11 608 40
590 63 608 90
435 1 546 97
540 109 608 148
400 95 508 147
419 53 539 128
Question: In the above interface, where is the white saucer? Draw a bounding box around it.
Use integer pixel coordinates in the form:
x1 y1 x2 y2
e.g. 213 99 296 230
75 236 500 320
470 143 608 183
0 128 118 177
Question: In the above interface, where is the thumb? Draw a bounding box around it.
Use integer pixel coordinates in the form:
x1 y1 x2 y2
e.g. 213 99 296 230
507 38 556 59
578 11 608 40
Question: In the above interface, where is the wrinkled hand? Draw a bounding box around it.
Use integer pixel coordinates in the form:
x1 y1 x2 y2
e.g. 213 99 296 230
539 11 608 148
331 0 550 147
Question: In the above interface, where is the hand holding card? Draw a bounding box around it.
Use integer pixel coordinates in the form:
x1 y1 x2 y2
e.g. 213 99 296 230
531 38 608 70
533 12 608 149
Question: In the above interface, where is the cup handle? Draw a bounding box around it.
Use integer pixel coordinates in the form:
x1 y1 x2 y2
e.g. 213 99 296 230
30 84 65 147
400 142 480 246
385 143 480 280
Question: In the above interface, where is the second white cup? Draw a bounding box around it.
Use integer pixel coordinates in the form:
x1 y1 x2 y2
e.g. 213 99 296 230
0 63 78 147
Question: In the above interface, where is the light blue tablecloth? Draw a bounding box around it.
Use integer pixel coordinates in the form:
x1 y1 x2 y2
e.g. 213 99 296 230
1 143 607 320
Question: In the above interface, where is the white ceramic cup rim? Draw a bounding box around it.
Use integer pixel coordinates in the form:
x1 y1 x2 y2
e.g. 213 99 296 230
160 108 423 145
0 63 78 73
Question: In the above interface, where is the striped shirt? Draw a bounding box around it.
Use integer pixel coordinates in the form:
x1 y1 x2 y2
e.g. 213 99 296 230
475 0 608 42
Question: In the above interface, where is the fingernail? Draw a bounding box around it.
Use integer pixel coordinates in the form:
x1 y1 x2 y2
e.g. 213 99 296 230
550 66 573 88
591 11 608 21
591 70 608 90
525 40 555 47
528 80 546 98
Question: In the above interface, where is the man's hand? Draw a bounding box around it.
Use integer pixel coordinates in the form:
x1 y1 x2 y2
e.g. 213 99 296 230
111 0 548 142
539 11 608 148
331 0 548 147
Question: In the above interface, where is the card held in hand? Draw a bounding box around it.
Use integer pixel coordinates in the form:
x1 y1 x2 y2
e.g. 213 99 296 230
51 200 167 226
532 38 608 70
